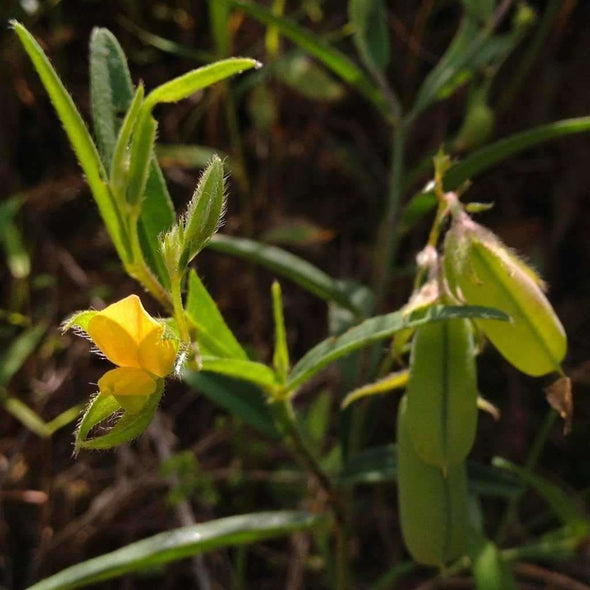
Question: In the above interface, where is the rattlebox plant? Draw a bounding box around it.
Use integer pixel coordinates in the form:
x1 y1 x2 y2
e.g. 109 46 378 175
5 3 588 589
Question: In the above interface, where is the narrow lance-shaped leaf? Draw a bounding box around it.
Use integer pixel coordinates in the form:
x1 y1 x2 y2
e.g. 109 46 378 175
144 58 260 109
287 304 508 392
184 371 278 437
88 27 174 284
341 368 408 409
110 84 145 196
11 21 129 262
90 27 135 167
402 116 590 234
27 511 321 590
200 357 279 391
126 111 157 207
208 234 366 316
493 457 588 530
271 281 290 383
185 270 247 360
339 443 524 497
349 0 390 73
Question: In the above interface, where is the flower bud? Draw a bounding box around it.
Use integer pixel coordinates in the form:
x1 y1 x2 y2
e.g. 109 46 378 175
444 211 566 376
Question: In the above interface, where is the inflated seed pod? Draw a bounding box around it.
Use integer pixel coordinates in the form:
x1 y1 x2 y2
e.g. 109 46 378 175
406 318 478 470
444 210 566 377
397 396 468 567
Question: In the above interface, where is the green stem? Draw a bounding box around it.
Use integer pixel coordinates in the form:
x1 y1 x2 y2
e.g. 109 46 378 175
495 408 558 544
373 123 406 309
270 397 349 589
127 215 173 312
170 272 201 370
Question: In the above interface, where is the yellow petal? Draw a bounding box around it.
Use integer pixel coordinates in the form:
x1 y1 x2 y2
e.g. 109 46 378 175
87 295 163 368
98 367 157 397
87 315 142 368
139 329 177 377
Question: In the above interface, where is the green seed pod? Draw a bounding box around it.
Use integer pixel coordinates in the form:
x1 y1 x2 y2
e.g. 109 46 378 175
397 396 468 567
444 211 566 376
453 100 495 152
406 318 478 470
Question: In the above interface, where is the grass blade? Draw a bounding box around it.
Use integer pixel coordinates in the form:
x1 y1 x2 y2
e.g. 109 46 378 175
27 511 320 590
208 235 366 316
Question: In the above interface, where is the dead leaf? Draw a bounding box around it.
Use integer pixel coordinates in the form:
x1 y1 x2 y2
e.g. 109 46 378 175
545 376 573 435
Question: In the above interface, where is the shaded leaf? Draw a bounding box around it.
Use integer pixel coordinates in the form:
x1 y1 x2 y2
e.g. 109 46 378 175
287 305 508 391
208 235 366 316
185 270 247 360
349 0 390 72
27 511 321 590
184 371 277 437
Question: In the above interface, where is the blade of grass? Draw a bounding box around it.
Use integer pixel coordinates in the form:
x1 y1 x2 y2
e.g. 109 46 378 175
26 512 321 590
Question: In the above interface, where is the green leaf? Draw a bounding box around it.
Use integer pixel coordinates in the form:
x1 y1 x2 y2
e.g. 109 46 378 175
144 58 260 109
201 357 279 390
156 144 227 170
180 156 226 265
110 83 145 194
493 457 589 530
185 270 247 360
271 281 290 383
340 444 523 497
26 511 320 590
349 0 390 72
208 235 366 317
76 385 163 451
184 371 277 437
341 368 408 409
287 305 508 391
403 116 590 233
88 27 175 284
445 117 590 190
12 21 129 262
0 323 47 386
89 27 135 168
273 53 344 102
127 111 157 207
227 0 387 114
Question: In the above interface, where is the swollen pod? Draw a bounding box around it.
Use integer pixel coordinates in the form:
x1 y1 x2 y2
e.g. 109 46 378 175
444 211 566 377
406 318 478 470
397 396 468 567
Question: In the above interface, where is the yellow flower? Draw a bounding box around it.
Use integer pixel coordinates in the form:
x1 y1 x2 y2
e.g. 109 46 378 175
85 295 177 408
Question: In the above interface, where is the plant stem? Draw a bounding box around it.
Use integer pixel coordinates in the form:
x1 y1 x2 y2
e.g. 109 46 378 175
495 408 558 544
373 123 406 310
270 397 349 589
127 216 173 312
170 271 201 370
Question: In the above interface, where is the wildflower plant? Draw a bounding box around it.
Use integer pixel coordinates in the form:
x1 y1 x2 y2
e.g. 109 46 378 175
8 2 590 589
